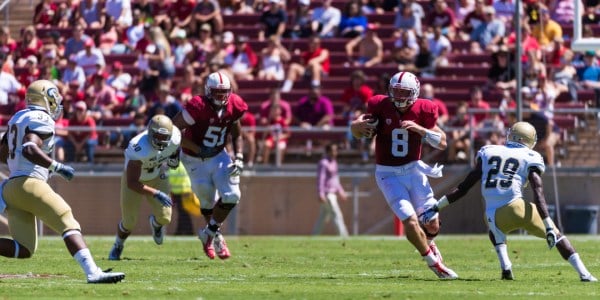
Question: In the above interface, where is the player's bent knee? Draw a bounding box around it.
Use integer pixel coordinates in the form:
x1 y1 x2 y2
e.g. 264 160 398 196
221 192 240 205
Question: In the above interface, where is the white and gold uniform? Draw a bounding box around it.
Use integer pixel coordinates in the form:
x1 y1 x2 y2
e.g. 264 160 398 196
119 127 181 230
3 107 80 253
477 143 547 242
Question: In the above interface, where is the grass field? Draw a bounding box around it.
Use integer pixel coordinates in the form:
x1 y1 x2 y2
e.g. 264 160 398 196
1 235 599 299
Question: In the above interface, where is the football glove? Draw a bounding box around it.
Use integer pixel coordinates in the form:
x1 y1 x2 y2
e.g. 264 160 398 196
420 205 439 224
154 191 173 207
228 153 244 177
49 160 75 181
545 228 558 249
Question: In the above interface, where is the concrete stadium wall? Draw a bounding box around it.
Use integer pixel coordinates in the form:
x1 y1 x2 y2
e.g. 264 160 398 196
1 169 599 236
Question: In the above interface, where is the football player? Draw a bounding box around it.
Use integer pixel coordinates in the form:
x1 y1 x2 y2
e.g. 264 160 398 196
0 80 125 283
350 71 458 279
172 71 248 260
108 114 181 260
422 122 598 282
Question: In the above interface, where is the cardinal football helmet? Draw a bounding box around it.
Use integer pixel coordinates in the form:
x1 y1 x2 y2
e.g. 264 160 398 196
507 121 537 149
388 71 420 109
205 72 232 107
148 114 173 151
26 79 63 120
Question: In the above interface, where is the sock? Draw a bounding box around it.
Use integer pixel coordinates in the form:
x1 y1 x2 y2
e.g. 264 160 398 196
74 248 101 276
281 80 293 92
115 236 125 247
427 240 434 246
311 79 320 87
421 248 438 266
568 253 591 277
495 243 512 271
207 218 220 233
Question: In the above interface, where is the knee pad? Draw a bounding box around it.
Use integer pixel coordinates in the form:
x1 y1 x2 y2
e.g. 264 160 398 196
201 208 213 217
221 191 240 205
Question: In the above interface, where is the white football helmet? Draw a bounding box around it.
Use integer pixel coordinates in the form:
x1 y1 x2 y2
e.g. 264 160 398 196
205 71 232 107
26 79 63 120
507 121 537 149
388 71 420 109
148 114 173 151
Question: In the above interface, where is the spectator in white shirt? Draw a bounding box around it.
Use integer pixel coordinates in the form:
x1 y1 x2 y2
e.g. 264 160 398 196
105 0 133 28
75 38 106 76
0 52 21 105
311 0 341 38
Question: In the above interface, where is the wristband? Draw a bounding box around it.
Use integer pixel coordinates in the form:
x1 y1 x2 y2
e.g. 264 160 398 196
542 217 554 230
437 196 450 211
48 160 60 171
424 129 442 148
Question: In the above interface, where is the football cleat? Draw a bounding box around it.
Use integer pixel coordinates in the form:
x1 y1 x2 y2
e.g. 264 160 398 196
198 228 216 259
149 216 165 245
428 261 459 279
87 269 125 284
214 232 231 260
501 269 514 280
108 243 124 261
581 274 598 282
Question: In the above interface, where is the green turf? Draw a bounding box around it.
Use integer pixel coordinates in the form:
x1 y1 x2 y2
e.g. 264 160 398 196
0 235 599 299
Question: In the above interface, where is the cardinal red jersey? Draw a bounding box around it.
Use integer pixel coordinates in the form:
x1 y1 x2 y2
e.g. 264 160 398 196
182 93 248 158
367 96 439 166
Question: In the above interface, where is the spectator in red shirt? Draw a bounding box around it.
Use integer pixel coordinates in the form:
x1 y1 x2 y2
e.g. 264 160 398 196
171 0 197 32
425 0 457 40
340 70 373 119
15 26 43 66
152 0 173 30
468 85 491 125
281 36 330 92
240 111 257 168
86 71 119 121
506 23 541 66
17 55 41 87
261 103 291 166
259 88 292 127
420 83 449 128
33 0 58 27
65 100 99 164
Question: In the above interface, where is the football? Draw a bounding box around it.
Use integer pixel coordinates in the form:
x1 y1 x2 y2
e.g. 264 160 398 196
363 114 379 126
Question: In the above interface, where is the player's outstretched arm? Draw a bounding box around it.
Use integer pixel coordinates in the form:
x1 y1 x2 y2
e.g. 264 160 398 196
0 132 8 164
421 158 483 223
529 169 558 249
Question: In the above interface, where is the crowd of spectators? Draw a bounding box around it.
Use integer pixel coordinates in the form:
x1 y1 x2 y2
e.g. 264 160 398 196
1 0 600 167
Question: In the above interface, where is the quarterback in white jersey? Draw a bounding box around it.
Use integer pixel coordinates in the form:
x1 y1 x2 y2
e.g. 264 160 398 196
422 122 597 282
0 80 124 283
108 114 181 260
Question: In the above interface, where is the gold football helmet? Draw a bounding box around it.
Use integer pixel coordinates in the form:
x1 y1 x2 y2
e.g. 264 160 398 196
507 121 537 149
148 114 173 151
26 79 63 120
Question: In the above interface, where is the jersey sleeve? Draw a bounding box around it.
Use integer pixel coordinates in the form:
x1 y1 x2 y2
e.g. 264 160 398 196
27 114 55 140
124 134 146 161
231 94 249 121
366 95 385 116
527 150 546 174
476 145 490 162
183 96 206 121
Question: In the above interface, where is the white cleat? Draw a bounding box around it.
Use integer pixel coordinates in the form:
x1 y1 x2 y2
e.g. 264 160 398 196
428 261 459 280
214 232 231 260
429 242 443 262
581 274 598 282
87 269 125 284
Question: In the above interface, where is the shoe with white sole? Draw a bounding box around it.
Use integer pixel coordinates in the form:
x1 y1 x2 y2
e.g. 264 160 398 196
214 232 231 260
149 216 165 245
87 269 125 284
581 274 598 282
428 261 459 279
198 228 215 259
